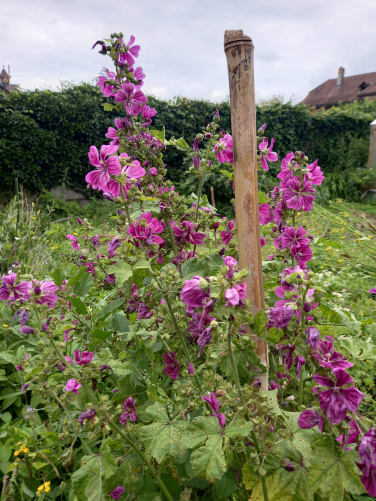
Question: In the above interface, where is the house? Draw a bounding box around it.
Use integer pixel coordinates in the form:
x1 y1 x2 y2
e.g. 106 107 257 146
302 67 376 108
0 66 17 93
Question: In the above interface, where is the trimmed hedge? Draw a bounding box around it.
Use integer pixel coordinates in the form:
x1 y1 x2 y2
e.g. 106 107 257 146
1 84 375 198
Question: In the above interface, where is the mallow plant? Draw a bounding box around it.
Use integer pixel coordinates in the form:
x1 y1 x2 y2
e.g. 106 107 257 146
1 32 375 500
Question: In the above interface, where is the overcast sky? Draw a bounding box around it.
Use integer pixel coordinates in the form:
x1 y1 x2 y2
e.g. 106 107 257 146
1 0 376 103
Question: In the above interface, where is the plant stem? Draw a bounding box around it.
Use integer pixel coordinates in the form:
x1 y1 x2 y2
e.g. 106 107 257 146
163 293 203 392
226 322 245 406
250 431 269 501
108 421 174 501
298 366 304 407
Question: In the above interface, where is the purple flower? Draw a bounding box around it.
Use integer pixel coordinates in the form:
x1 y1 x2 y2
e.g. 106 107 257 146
85 145 121 192
221 220 235 246
202 392 226 429
197 327 212 356
79 409 97 425
282 178 315 212
91 235 100 249
297 409 324 431
65 378 81 394
163 352 179 380
213 134 233 164
127 212 164 246
32 281 59 308
66 234 80 251
281 226 310 249
108 237 121 258
109 486 125 500
258 138 278 171
180 276 209 310
119 397 137 425
0 272 30 302
172 221 205 245
313 369 364 424
19 325 35 334
259 203 273 225
105 274 116 285
114 82 147 116
149 167 158 176
305 159 324 186
368 288 376 294
21 383 30 393
296 356 305 380
336 419 360 447
277 344 296 371
267 305 295 329
291 243 312 267
306 326 320 349
19 310 29 325
188 363 195 374
358 428 376 496
224 283 247 307
97 69 118 97
74 350 94 365
312 336 353 371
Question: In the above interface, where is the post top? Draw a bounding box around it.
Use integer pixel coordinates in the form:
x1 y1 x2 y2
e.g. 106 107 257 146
224 30 253 51
371 119 376 126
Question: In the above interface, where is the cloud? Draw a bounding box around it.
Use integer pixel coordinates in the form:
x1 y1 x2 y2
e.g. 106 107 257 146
1 0 376 103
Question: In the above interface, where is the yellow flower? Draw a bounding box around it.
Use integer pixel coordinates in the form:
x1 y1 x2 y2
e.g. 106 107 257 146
2 324 8 328
37 481 50 495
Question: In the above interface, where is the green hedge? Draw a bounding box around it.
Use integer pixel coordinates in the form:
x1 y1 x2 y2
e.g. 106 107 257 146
1 84 375 199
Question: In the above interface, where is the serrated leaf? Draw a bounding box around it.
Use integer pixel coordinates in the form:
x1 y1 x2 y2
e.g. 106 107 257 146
140 420 186 464
145 402 169 422
149 128 165 143
73 270 93 297
167 136 190 151
99 438 118 479
258 192 269 204
225 419 253 439
308 443 364 500
112 262 133 286
190 434 226 483
250 468 313 501
182 416 221 449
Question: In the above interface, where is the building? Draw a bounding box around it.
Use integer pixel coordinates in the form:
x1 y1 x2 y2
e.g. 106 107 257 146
302 67 376 108
0 66 17 93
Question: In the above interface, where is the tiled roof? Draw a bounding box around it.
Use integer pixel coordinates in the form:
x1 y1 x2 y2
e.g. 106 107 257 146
302 71 376 108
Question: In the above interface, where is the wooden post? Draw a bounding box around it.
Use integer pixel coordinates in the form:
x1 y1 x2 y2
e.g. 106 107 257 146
224 30 268 390
368 119 376 168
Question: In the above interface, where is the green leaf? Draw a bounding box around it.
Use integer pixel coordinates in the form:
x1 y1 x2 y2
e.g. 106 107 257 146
250 468 313 501
112 262 133 286
51 267 65 286
149 127 165 143
70 297 87 315
111 313 129 332
99 438 118 479
132 261 153 288
70 455 105 501
308 442 365 500
0 352 16 365
102 102 114 111
258 191 269 204
97 298 124 321
140 420 187 464
166 136 190 151
72 268 93 297
214 471 238 500
225 419 253 439
182 416 221 449
145 402 169 422
0 443 11 462
181 254 223 279
190 434 226 483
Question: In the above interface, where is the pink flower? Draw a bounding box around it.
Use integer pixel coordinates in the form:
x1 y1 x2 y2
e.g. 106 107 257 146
97 69 118 98
32 281 59 308
225 283 247 306
259 204 273 225
65 378 81 394
221 220 235 246
141 104 157 126
86 145 121 192
105 117 125 145
108 237 121 258
163 351 179 380
297 409 324 431
0 273 30 302
281 226 310 249
213 134 233 164
127 212 164 246
312 369 364 424
306 159 324 186
119 397 137 425
368 288 376 294
109 486 125 500
258 138 278 171
180 276 209 309
282 178 315 212
118 35 140 67
114 82 147 116
172 221 205 245
66 234 80 251
202 392 226 429
74 350 94 365
312 336 353 371
291 243 312 267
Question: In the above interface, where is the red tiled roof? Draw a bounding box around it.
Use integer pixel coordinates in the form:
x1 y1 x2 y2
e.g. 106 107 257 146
302 71 376 108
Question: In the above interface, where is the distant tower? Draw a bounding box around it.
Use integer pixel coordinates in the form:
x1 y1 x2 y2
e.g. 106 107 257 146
0 66 13 93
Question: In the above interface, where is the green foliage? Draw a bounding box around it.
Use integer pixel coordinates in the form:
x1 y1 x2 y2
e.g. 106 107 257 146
2 87 376 202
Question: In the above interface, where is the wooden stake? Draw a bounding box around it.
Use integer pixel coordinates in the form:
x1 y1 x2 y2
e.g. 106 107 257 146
210 185 216 207
224 30 269 390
